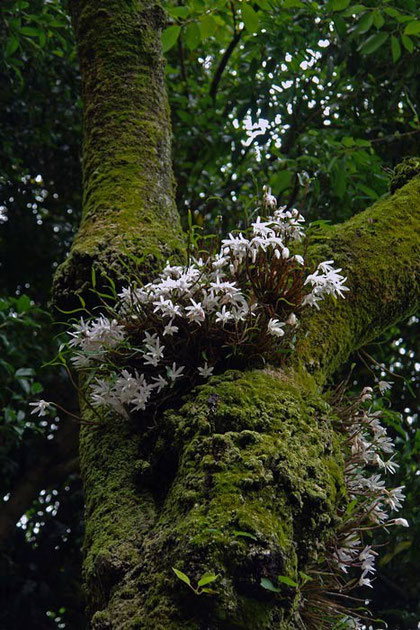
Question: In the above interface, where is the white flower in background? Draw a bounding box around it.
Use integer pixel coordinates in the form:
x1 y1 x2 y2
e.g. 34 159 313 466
302 292 323 309
143 336 165 367
267 318 286 337
287 313 298 326
185 299 206 323
167 362 185 381
68 316 125 356
304 261 349 304
197 362 214 378
262 185 277 210
385 486 406 511
163 320 179 336
358 572 373 588
360 386 373 402
151 374 168 392
378 380 393 394
215 305 234 325
330 386 408 615
153 296 182 318
252 216 275 237
71 352 92 369
90 378 113 407
29 400 53 416
143 331 158 345
359 546 377 575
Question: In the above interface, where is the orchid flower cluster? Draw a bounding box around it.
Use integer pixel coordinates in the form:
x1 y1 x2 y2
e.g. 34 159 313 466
306 384 408 630
333 386 407 585
32 187 349 420
67 189 348 418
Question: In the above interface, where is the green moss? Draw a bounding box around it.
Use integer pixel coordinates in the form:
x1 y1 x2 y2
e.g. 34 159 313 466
83 369 344 628
53 0 186 309
390 157 420 194
295 171 420 381
78 386 157 614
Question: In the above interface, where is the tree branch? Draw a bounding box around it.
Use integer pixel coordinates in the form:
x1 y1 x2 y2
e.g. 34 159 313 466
296 172 420 381
209 30 242 101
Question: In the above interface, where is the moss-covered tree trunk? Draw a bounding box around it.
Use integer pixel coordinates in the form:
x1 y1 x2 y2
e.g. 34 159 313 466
53 1 420 628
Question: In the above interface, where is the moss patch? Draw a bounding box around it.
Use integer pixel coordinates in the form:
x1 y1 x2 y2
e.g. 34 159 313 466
295 172 420 381
53 0 185 309
84 369 344 628
390 157 420 194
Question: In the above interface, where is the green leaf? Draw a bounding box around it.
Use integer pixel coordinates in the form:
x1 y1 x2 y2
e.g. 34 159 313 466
161 25 181 53
38 30 46 47
172 567 191 586
401 34 414 53
233 530 258 541
31 382 44 395
332 161 347 198
334 16 347 37
359 184 379 199
197 573 219 587
255 0 272 8
342 5 368 17
404 21 420 36
270 170 292 194
354 12 373 35
185 22 201 49
5 36 19 56
283 0 305 7
372 10 384 29
277 575 298 588
20 26 41 37
167 6 190 19
242 4 260 34
391 35 401 62
344 498 358 517
199 14 217 39
49 20 67 28
358 32 388 54
330 0 350 11
299 572 313 584
260 577 281 592
383 7 400 18
17 294 31 313
379 540 411 567
15 367 35 378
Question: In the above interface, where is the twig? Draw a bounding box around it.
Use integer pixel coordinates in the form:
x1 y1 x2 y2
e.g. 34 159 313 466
209 29 242 100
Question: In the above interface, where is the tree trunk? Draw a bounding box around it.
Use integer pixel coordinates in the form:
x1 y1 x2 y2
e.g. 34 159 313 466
53 1 420 628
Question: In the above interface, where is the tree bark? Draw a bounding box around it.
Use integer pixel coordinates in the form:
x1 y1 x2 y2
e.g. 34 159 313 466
54 1 420 628
53 0 185 308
